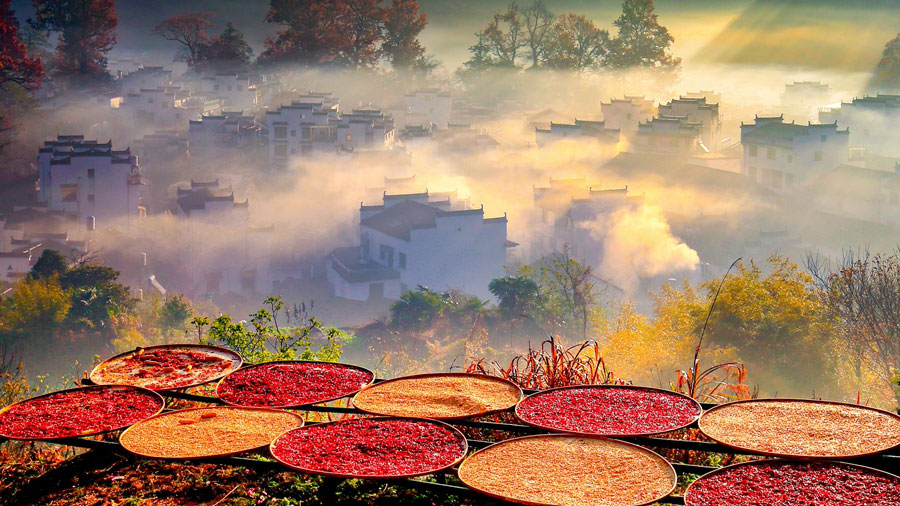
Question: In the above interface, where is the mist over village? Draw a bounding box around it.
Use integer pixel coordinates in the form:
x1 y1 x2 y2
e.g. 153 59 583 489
1 1 900 505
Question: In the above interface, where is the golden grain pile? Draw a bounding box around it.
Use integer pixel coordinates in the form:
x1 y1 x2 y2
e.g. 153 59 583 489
699 400 900 457
352 374 522 419
119 407 303 458
458 435 676 506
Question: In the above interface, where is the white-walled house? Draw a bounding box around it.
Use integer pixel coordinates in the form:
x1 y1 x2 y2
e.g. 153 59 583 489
601 97 656 132
535 120 620 148
740 115 849 193
188 111 266 164
658 97 721 151
782 81 831 119
404 89 452 129
532 178 642 260
198 73 258 111
118 86 220 127
118 66 173 96
633 116 703 155
37 135 148 227
335 107 395 152
264 95 341 168
133 131 189 166
327 192 511 301
810 164 900 228
819 94 900 158
175 179 273 295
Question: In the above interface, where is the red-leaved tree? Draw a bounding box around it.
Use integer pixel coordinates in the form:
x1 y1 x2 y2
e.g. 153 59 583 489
342 0 383 69
260 0 352 66
1 0 44 154
381 0 429 73
33 0 117 81
1 0 43 91
151 12 214 67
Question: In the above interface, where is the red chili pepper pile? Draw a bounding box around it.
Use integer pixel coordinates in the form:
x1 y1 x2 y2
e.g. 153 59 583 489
101 347 235 390
0 386 163 439
217 362 373 407
270 418 467 477
686 461 900 506
516 386 700 435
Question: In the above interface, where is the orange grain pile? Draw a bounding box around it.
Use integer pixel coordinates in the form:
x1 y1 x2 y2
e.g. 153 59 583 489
352 374 522 419
699 400 900 457
119 407 302 459
458 435 676 506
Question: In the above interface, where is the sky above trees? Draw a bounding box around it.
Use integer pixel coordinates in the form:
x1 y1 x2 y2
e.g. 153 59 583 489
14 0 894 72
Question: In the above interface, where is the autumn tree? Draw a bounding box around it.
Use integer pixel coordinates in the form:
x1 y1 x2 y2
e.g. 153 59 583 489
458 33 495 77
543 14 609 72
521 0 554 68
381 0 431 74
342 0 383 68
606 0 679 69
0 0 43 154
0 275 71 345
19 22 53 64
199 22 254 72
809 250 900 404
260 0 352 66
0 0 44 90
33 0 117 81
151 12 214 66
518 244 603 340
695 255 837 397
481 2 526 68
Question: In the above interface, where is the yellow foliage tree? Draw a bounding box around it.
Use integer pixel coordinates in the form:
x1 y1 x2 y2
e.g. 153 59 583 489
0 275 71 343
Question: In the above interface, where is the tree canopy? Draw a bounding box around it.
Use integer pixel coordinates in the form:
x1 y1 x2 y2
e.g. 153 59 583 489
33 0 117 81
460 0 678 75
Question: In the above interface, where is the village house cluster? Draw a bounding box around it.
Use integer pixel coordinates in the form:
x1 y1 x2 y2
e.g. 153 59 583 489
4 66 900 310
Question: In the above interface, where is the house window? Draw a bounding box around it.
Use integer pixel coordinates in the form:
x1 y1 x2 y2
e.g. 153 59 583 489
291 130 296 137
274 144 287 157
748 145 757 157
241 271 255 291
148 98 153 104
771 169 783 189
227 86 233 91
87 194 95 202
274 126 287 139
214 84 220 91
346 134 352 142
302 127 311 139
814 150 823 161
398 253 406 269
767 147 775 160
61 186 78 202
87 168 95 178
